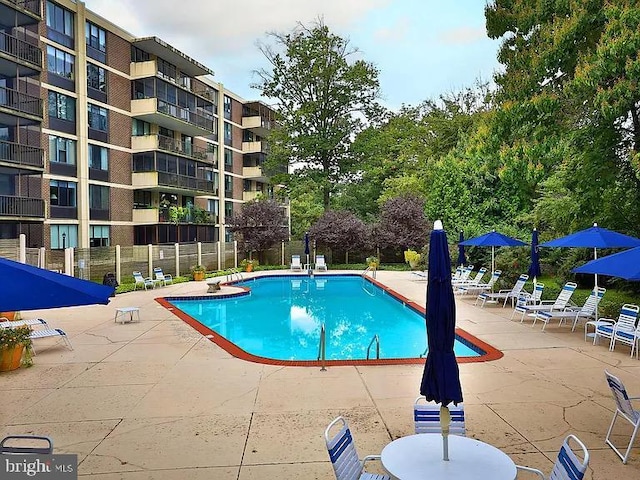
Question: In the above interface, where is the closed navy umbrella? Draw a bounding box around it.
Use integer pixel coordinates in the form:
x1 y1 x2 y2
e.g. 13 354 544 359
457 231 467 267
304 232 310 268
0 257 114 311
528 228 541 292
420 220 463 461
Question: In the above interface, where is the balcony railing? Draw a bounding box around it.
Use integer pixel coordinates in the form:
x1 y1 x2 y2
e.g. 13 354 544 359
0 194 44 218
0 85 42 117
0 139 44 168
0 30 42 69
157 99 214 132
5 0 41 16
157 171 217 193
157 134 210 161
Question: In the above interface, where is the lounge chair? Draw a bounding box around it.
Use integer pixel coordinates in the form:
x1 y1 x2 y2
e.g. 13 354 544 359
510 283 545 320
593 304 640 351
133 271 155 290
153 267 173 286
516 434 589 479
324 416 390 480
290 255 303 272
0 318 49 329
604 370 640 463
410 270 428 281
475 273 529 308
315 255 328 271
29 328 73 351
513 282 577 323
452 266 485 287
414 396 465 435
533 286 606 331
456 270 501 295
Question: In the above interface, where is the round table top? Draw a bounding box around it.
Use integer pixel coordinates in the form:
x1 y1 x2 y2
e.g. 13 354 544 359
381 434 516 480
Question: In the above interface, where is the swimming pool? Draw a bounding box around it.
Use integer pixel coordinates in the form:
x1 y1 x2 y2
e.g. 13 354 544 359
163 274 502 366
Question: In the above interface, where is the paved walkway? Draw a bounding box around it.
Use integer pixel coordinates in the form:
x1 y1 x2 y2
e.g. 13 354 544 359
1 270 639 479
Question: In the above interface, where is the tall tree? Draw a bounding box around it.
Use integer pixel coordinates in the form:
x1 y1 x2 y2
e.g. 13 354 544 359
308 210 369 263
376 195 429 252
254 19 382 210
227 200 289 259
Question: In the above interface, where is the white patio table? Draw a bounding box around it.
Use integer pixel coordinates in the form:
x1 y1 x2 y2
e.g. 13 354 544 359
381 433 516 480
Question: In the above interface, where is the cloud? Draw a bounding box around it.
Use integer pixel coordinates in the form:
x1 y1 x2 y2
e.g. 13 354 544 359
373 16 411 43
438 26 486 45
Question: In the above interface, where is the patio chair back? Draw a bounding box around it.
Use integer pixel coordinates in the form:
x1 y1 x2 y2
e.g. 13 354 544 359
413 397 465 436
604 370 640 463
579 286 606 317
549 435 590 480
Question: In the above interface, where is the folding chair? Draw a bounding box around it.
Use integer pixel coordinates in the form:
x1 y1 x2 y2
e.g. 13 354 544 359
516 434 589 479
413 396 465 435
324 416 390 480
604 370 640 464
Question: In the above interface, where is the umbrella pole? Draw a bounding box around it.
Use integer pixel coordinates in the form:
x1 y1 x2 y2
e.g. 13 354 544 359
440 405 450 461
594 248 598 322
491 246 495 275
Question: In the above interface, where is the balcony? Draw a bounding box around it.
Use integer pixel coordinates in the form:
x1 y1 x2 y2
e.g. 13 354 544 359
0 85 42 123
131 97 214 137
242 115 271 137
242 191 262 202
132 171 217 195
0 31 42 77
242 165 267 182
0 139 44 170
0 0 41 26
132 206 217 225
131 134 214 163
242 141 266 154
0 194 44 219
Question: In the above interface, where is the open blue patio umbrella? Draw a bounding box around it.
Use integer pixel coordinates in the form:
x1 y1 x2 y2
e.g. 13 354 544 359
0 257 114 312
572 246 640 281
459 230 527 275
457 231 467 267
304 232 310 268
540 223 640 319
420 220 463 461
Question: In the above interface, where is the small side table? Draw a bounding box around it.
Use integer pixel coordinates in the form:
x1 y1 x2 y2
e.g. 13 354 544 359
114 307 140 324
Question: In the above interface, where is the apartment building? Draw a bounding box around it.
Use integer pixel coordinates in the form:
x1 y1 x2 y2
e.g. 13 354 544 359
0 0 278 250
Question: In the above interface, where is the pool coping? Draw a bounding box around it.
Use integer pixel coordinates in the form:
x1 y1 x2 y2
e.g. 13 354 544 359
156 274 504 366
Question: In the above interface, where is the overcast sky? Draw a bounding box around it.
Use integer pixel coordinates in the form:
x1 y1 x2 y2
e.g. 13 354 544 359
84 0 502 110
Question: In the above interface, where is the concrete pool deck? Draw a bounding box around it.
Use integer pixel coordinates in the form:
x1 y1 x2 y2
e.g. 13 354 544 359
1 270 639 479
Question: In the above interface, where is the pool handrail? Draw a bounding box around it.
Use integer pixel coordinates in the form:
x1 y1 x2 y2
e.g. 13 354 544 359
318 322 327 371
366 334 380 360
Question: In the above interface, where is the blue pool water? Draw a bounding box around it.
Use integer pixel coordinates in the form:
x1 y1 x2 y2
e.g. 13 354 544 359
170 275 482 361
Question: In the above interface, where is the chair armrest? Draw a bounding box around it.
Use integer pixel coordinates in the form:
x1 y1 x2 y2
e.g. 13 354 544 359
516 465 545 479
361 454 382 469
596 318 615 324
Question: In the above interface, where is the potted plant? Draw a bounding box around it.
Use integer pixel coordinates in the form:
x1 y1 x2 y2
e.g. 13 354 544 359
404 249 422 270
191 265 206 281
366 256 380 270
0 325 33 372
240 258 259 272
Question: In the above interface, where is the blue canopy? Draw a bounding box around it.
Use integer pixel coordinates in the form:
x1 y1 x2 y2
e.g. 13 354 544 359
459 230 527 274
420 222 463 407
456 231 467 267
527 229 541 279
0 257 114 312
572 247 640 281
539 223 640 249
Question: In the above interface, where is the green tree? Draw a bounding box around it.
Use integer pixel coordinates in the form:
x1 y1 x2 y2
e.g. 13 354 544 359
227 200 289 260
254 19 383 210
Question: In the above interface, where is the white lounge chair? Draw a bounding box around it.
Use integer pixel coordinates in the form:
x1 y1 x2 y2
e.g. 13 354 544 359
0 318 49 329
133 271 155 290
153 267 173 286
593 304 640 351
324 416 390 480
414 396 465 435
290 255 303 272
456 270 501 295
452 266 484 287
514 282 577 323
315 255 328 271
534 286 606 331
604 370 640 464
476 273 529 308
29 328 73 351
516 434 589 479
510 283 545 320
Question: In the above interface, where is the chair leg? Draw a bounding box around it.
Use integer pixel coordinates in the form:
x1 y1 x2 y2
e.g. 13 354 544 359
607 410 640 465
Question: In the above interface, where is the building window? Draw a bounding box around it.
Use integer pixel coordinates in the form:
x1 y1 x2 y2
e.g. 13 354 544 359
90 225 110 247
224 122 232 146
88 144 108 170
243 179 251 192
224 174 233 195
87 63 107 92
157 58 177 82
132 119 151 136
224 148 233 169
50 179 76 207
46 45 74 80
50 224 78 249
131 46 150 62
87 104 108 131
225 200 233 218
48 91 75 121
85 21 106 61
89 184 109 209
133 190 152 208
223 95 232 120
46 1 74 48
48 135 76 164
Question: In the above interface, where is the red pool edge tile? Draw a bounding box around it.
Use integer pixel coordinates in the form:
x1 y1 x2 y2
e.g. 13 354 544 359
155 275 503 366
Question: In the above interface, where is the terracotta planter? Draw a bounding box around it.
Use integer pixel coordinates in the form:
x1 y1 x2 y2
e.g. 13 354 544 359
0 344 25 372
1 311 16 321
193 271 205 281
245 264 254 272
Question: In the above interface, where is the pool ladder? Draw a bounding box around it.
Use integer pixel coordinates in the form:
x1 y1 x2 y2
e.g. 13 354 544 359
362 266 376 279
227 268 243 282
317 323 327 371
366 334 380 360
